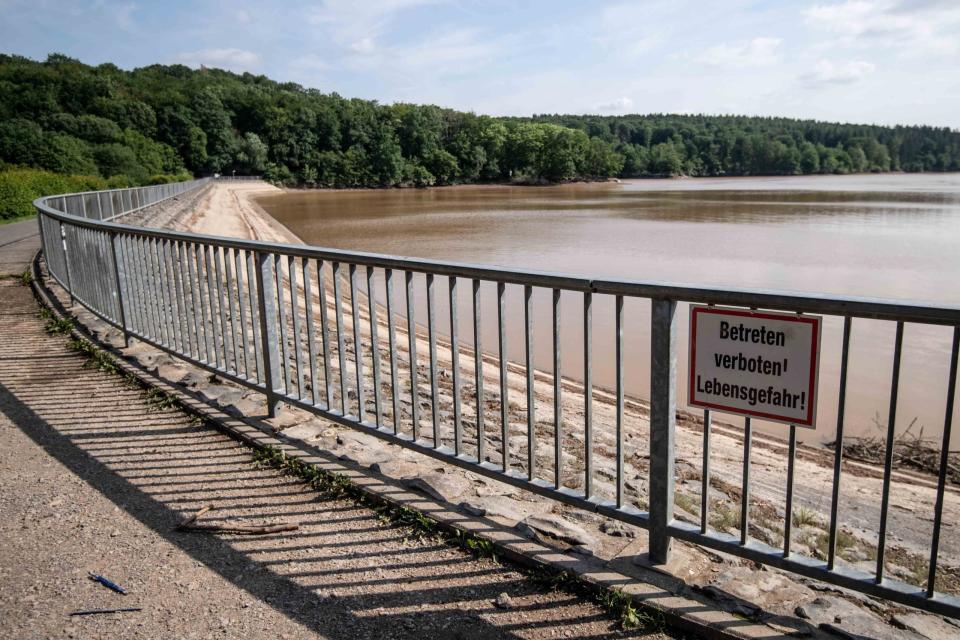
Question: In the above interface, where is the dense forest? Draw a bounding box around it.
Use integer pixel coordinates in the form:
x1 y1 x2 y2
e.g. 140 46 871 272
2 53 960 211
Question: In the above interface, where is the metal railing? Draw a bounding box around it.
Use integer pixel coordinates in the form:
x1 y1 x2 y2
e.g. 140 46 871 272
215 175 263 181
34 180 960 618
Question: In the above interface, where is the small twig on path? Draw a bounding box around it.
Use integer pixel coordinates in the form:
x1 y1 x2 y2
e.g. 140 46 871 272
176 504 298 535
70 608 142 616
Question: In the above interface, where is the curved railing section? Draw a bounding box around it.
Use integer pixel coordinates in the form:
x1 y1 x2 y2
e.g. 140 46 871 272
34 180 960 617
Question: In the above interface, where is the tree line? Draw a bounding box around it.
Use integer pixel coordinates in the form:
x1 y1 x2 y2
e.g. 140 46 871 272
1 53 958 196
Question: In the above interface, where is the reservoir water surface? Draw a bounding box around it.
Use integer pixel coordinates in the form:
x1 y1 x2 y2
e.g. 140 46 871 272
256 174 960 448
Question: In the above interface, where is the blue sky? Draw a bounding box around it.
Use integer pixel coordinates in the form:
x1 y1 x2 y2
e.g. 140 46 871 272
2 0 958 127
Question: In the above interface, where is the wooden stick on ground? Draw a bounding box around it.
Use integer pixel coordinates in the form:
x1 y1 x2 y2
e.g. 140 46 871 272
179 523 299 535
177 504 214 529
176 504 298 535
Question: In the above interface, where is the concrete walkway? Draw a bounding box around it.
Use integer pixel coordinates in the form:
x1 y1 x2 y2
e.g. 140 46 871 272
0 229 677 638
0 218 39 277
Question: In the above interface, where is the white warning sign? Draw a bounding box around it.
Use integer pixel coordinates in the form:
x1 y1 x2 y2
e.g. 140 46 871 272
688 306 822 427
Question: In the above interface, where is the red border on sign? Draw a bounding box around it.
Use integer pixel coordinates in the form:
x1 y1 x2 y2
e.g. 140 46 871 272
688 306 821 427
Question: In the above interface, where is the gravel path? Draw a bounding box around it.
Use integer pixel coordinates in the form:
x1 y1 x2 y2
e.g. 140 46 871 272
0 218 39 277
0 226 679 639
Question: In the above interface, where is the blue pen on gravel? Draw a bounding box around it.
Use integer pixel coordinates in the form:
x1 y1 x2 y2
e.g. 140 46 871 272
88 572 127 595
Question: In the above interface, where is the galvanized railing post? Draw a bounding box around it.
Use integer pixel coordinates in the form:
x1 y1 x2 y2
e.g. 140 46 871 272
60 223 75 306
255 251 283 417
649 297 677 564
108 231 130 347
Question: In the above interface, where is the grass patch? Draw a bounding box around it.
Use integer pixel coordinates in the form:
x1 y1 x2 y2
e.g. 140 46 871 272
0 213 36 226
791 505 822 528
145 387 180 412
674 491 699 516
708 500 738 533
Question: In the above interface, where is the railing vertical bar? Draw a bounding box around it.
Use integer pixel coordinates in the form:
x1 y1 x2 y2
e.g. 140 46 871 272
81 229 97 313
406 270 420 440
333 262 349 416
150 237 168 345
473 278 485 463
246 250 264 383
350 264 366 422
160 239 180 352
153 237 172 348
525 285 535 479
615 294 624 508
288 255 305 399
426 273 439 447
449 276 461 454
186 243 204 361
138 237 157 340
317 260 334 410
740 417 752 546
214 247 234 373
368 266 383 427
125 235 142 337
927 325 960 598
204 245 221 369
108 231 130 347
386 269 401 434
175 241 194 359
828 316 853 570
498 281 509 473
784 425 797 557
700 409 711 534
275 254 291 396
163 240 182 354
235 249 251 379
302 259 320 406
60 223 74 306
553 288 562 489
876 320 904 583
224 248 242 376
99 229 112 322
195 243 213 364
583 291 593 499
649 297 677 564
255 251 282 417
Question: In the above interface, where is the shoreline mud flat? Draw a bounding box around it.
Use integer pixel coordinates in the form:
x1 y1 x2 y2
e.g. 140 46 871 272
66 182 960 638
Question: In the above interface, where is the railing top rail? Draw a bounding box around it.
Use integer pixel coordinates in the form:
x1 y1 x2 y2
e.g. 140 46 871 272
33 189 960 326
36 178 211 200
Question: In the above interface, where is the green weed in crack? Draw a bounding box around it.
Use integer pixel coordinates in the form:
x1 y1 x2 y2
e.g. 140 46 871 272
145 387 180 412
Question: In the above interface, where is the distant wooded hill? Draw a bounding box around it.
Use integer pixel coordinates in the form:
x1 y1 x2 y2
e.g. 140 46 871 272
2 53 958 189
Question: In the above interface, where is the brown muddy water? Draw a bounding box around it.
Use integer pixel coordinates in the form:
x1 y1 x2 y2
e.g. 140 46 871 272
256 174 960 448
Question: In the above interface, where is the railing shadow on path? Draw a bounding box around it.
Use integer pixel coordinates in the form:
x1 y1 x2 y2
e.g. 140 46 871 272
0 308 682 640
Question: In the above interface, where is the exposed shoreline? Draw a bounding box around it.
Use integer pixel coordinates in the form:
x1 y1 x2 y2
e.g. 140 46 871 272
265 170 960 195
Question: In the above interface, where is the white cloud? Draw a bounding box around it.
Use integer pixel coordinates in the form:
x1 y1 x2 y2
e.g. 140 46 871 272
115 2 137 32
594 97 634 113
307 0 443 54
595 1 672 57
696 37 782 68
175 48 261 73
336 27 497 83
804 0 960 55
349 37 376 55
799 59 876 87
236 9 252 24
